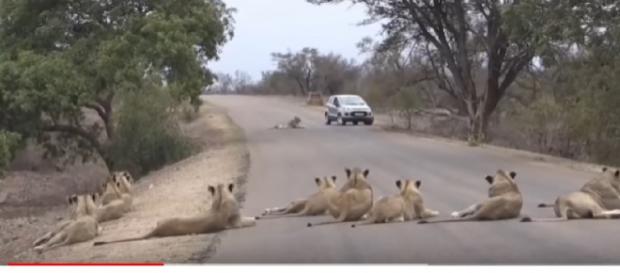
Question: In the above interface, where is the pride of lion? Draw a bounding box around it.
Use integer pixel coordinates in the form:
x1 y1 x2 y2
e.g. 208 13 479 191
31 164 620 253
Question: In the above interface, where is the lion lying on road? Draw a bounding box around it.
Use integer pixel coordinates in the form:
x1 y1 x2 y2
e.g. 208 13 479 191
352 179 438 227
259 176 339 219
272 116 303 129
307 168 374 227
419 170 522 224
523 169 620 222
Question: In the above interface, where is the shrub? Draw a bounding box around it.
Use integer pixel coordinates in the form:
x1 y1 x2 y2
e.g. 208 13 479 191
387 88 422 130
108 86 193 176
179 100 201 123
0 130 21 175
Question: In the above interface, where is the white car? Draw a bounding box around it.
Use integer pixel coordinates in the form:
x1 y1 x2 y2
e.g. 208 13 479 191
324 95 374 126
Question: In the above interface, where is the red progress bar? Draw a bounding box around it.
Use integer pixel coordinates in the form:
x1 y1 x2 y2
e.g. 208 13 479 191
7 263 164 266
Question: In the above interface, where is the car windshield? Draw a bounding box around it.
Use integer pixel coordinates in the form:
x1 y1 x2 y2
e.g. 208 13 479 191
340 96 365 106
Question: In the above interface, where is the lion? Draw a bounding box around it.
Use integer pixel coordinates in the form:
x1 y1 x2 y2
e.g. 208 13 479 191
100 175 121 206
352 179 439 227
111 178 133 212
95 181 130 222
33 194 87 247
33 194 101 252
99 171 133 205
259 176 339 219
307 168 374 227
67 194 87 220
538 167 620 210
523 169 620 222
418 170 522 224
93 183 256 246
273 116 303 129
113 171 134 195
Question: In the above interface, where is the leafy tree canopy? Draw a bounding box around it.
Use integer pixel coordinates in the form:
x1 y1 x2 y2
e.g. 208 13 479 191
0 0 234 167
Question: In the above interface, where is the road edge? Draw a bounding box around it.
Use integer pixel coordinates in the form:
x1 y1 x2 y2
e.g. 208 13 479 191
296 96 605 174
196 100 251 263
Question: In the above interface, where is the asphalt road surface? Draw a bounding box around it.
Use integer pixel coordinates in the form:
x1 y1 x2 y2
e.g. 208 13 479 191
205 95 617 264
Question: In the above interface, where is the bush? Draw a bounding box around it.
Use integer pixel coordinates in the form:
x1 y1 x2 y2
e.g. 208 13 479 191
387 88 422 130
514 95 568 154
0 130 21 175
179 100 201 123
108 86 194 176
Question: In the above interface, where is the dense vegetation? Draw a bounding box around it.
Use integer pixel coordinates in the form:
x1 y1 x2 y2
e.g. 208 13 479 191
0 0 234 175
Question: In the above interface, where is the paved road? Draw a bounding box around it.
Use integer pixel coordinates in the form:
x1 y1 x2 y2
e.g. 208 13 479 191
205 95 617 264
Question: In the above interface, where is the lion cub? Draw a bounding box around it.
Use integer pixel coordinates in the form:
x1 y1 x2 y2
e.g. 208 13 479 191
352 179 439 227
419 170 522 224
307 168 374 227
94 183 256 246
260 176 339 218
33 194 101 252
523 169 620 222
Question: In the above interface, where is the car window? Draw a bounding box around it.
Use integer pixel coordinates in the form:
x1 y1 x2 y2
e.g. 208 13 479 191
333 98 340 107
340 96 365 106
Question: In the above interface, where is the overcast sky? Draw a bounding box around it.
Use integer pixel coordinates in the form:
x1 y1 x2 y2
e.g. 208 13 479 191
209 0 381 81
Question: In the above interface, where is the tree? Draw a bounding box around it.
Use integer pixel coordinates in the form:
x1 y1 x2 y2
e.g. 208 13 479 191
357 37 434 108
232 70 253 93
0 0 234 168
545 2 620 164
213 73 234 94
271 47 319 95
313 53 360 95
269 48 359 95
257 71 299 94
309 0 556 143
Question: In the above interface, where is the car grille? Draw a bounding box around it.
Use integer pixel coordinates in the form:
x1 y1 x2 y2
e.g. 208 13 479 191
351 111 367 117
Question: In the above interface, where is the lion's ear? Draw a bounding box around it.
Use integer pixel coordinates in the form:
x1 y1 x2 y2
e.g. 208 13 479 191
208 186 216 196
485 176 494 184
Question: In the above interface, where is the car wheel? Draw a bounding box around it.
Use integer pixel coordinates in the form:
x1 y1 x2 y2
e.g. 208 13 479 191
364 120 373 126
325 114 332 125
353 121 359 126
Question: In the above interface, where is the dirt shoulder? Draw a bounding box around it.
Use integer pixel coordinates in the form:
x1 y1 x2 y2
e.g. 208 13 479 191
2 102 250 263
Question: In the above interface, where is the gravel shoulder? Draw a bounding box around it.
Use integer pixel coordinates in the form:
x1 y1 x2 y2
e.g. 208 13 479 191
2 101 250 263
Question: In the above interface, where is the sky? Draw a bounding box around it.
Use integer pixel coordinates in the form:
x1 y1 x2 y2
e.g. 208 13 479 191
209 0 382 81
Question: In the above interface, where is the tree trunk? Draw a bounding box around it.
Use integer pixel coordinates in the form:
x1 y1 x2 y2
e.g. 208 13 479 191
42 124 113 172
467 106 490 145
